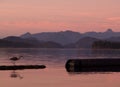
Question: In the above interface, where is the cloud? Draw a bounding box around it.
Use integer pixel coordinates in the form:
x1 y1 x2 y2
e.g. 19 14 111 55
107 17 120 21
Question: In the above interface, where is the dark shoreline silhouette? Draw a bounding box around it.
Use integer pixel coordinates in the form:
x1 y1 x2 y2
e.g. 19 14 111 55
0 36 120 49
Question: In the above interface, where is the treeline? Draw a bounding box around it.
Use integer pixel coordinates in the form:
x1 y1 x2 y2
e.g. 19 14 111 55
92 40 120 49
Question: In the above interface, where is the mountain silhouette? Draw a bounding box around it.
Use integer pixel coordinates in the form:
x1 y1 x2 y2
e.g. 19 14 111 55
21 29 120 45
21 30 82 45
0 29 119 48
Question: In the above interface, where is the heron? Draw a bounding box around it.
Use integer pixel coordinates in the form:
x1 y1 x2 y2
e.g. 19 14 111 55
10 56 23 65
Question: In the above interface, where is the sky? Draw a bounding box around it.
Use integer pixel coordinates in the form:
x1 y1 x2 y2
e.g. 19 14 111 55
0 0 120 37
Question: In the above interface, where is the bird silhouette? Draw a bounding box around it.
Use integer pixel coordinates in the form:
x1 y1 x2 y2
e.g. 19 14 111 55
10 56 23 61
10 56 23 65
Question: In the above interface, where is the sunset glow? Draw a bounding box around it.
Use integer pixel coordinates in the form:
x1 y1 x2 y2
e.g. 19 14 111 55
0 0 120 37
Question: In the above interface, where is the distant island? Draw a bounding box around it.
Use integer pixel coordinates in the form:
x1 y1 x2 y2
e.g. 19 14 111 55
0 29 120 49
92 40 120 49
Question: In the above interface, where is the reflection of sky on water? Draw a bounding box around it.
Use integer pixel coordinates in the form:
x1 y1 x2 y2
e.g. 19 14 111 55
0 48 120 87
0 68 120 87
0 48 120 67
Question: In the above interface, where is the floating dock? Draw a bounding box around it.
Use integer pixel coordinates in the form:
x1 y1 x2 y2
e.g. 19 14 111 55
65 59 120 72
0 65 46 70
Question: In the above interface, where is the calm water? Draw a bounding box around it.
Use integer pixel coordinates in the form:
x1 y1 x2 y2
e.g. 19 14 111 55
0 48 120 87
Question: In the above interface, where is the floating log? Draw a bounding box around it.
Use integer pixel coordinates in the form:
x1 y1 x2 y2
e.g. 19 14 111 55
0 65 46 70
65 59 120 72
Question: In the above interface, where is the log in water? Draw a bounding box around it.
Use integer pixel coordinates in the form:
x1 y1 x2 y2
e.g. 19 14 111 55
0 65 46 70
65 59 120 72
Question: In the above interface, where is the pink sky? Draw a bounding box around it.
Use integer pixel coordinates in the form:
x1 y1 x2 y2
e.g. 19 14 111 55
0 0 120 37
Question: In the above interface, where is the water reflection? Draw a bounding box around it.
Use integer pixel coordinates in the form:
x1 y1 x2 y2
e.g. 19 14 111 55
0 48 119 87
91 49 120 57
10 70 23 79
66 72 112 75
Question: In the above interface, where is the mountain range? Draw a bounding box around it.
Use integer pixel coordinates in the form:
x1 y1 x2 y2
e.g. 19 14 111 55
21 29 120 45
21 30 81 45
0 29 120 48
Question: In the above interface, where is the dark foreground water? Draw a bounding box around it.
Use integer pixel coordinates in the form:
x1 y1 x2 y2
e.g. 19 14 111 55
0 48 120 87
